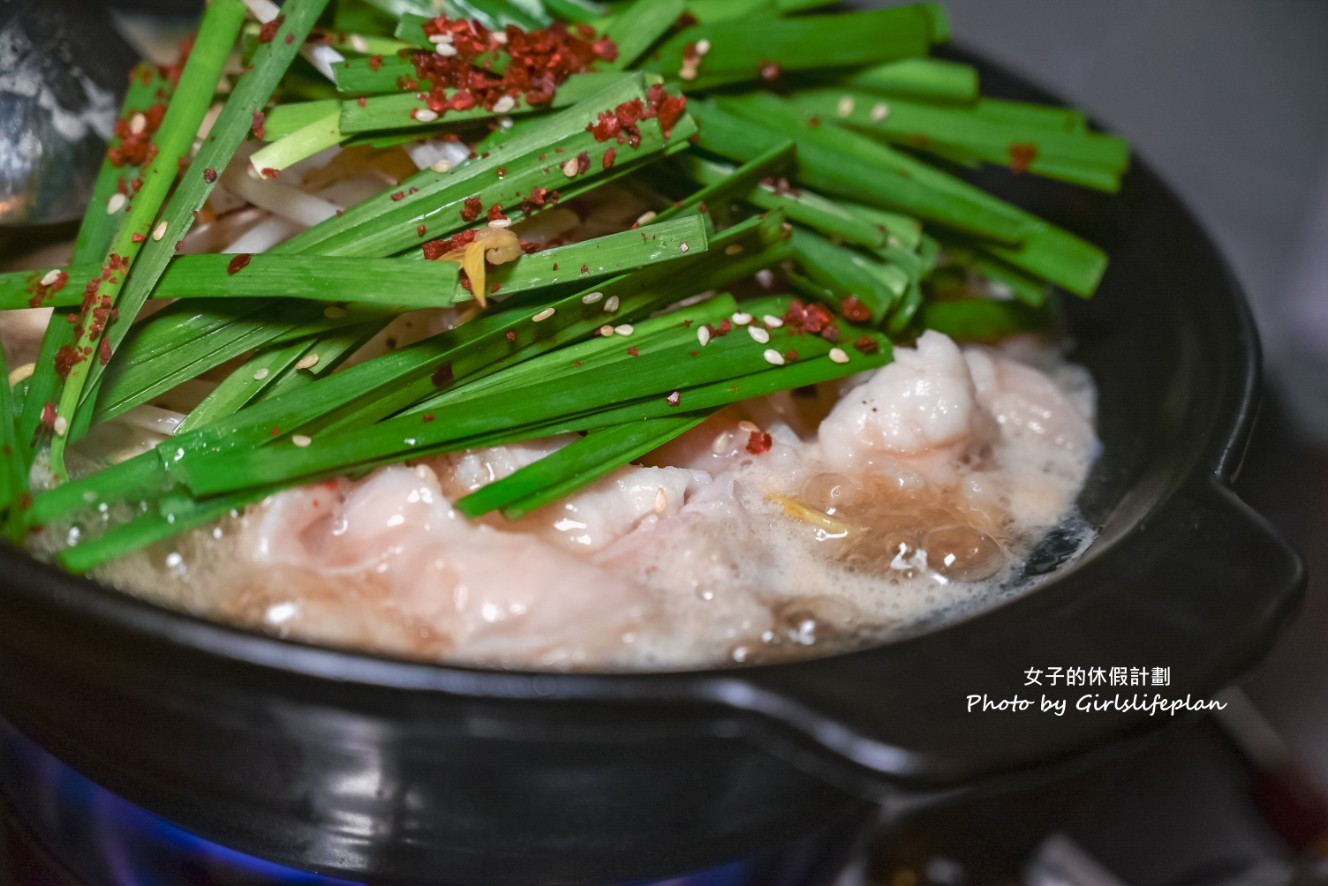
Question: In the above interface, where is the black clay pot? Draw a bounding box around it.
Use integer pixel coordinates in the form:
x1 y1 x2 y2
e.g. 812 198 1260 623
0 57 1305 886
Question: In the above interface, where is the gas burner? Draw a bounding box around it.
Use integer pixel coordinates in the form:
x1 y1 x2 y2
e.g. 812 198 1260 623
0 719 868 886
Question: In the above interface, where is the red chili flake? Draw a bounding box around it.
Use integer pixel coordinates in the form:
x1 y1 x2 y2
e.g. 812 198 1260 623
417 225 428 237
1009 142 1038 174
760 62 781 82
520 185 550 215
421 229 477 260
270 427 281 437
98 337 113 365
841 296 872 323
422 413 436 423
784 349 799 362
227 254 253 275
551 263 559 271
576 150 590 174
251 111 266 140
579 264 589 274
781 299 837 337
487 203 507 222
853 336 879 355
746 431 773 455
431 363 455 388
202 167 217 183
131 232 146 244
368 54 384 71
260 167 279 179
602 147 616 169
391 191 405 202
461 195 484 221
284 32 294 45
39 402 57 429
627 347 639 357
807 115 821 129
54 346 84 379
644 84 687 139
257 15 285 43
505 330 517 342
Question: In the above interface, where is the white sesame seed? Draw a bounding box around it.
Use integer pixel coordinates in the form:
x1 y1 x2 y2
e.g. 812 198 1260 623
697 326 711 347
679 242 689 253
614 324 634 336
679 63 698 82
129 113 148 134
488 217 512 228
497 115 514 130
107 193 126 214
349 34 370 52
665 391 680 406
837 96 854 118
695 38 711 56
413 108 439 123
711 431 732 454
654 487 669 514
295 353 321 370
431 158 453 173
763 314 783 328
292 434 313 448
755 269 775 288
635 210 657 226
562 157 581 177
533 307 556 322
152 221 168 241
581 291 604 304
829 347 850 364
738 420 761 434
732 311 752 325
748 326 770 344
427 32 453 44
323 306 347 319
762 348 785 366
492 95 516 114
604 295 620 313
491 31 508 44
598 324 615 337
724 244 743 255
871 102 890 123
253 368 270 381
41 269 62 287
435 42 458 57
53 416 68 437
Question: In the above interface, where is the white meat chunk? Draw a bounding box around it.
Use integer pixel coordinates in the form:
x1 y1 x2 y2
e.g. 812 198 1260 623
818 330 996 468
224 466 654 666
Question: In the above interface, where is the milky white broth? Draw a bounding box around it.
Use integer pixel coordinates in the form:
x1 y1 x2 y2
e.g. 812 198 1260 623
75 329 1098 670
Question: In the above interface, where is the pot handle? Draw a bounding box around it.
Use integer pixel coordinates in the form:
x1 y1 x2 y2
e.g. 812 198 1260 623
706 479 1305 799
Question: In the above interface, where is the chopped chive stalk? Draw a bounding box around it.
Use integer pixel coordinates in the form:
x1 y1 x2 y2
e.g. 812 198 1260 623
646 5 941 90
653 141 795 224
456 413 713 519
601 0 687 71
0 346 27 539
249 111 344 173
15 62 169 463
260 99 341 140
789 89 1128 191
338 71 631 134
46 0 249 478
831 58 979 104
789 226 908 322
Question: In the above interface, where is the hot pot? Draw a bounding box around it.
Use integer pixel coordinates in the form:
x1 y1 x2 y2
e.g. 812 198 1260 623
0 54 1305 886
